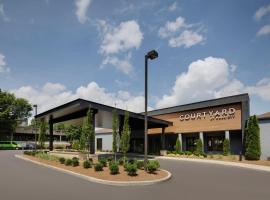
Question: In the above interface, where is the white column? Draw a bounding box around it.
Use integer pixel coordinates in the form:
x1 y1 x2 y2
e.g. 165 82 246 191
178 133 182 151
225 130 230 140
199 132 204 152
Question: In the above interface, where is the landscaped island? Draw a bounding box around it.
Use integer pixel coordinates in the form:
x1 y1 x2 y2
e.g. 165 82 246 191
22 151 170 183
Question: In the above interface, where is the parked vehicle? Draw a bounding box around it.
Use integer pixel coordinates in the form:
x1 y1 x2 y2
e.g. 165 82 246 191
0 141 22 150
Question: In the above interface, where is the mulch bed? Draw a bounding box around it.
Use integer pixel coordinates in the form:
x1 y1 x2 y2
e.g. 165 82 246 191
23 155 168 181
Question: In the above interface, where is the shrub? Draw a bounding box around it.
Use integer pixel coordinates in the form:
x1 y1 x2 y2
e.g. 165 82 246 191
147 160 159 173
72 157 79 167
195 138 203 155
109 162 119 175
107 157 113 162
128 158 137 164
136 160 144 170
59 157 65 164
175 137 181 154
72 140 80 150
193 151 200 156
98 158 107 167
184 151 192 156
118 157 125 165
94 163 103 171
223 139 230 156
83 160 92 169
201 153 207 158
125 163 137 176
65 159 72 166
245 115 261 160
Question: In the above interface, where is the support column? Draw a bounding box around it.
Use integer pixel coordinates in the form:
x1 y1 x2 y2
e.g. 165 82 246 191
49 116 53 151
178 133 182 151
199 132 204 152
225 130 230 140
161 127 165 150
90 110 96 154
60 135 62 142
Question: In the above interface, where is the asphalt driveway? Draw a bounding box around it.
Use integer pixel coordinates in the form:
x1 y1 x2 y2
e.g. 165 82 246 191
1 150 270 200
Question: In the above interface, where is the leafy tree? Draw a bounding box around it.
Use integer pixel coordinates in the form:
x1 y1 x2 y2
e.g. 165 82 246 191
120 111 131 162
0 89 32 133
195 138 203 154
175 137 181 154
112 109 119 161
65 124 81 142
38 121 47 149
223 138 230 156
83 108 95 154
54 123 66 131
245 115 261 160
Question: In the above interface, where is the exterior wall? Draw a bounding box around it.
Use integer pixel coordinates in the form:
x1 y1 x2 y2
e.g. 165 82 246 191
149 103 242 134
95 133 112 151
259 119 270 160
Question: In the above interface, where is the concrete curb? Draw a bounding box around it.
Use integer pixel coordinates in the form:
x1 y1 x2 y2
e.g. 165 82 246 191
15 154 172 186
156 156 270 172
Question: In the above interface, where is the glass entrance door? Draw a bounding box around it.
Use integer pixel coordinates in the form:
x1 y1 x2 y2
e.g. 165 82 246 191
186 137 197 152
206 136 224 152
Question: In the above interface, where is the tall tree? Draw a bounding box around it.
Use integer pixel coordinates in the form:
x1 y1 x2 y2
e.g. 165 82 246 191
65 124 81 142
175 137 181 154
80 118 89 151
83 108 95 154
245 115 261 160
120 111 131 162
0 89 32 134
112 109 119 161
195 138 203 154
38 120 46 149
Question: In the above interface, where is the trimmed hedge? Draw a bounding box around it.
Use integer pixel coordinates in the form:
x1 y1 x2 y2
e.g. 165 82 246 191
59 157 65 164
125 163 137 176
83 160 92 169
65 159 72 166
109 162 119 175
94 163 104 171
72 157 79 167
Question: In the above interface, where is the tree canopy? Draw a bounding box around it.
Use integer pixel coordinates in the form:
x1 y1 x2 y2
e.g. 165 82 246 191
0 89 32 132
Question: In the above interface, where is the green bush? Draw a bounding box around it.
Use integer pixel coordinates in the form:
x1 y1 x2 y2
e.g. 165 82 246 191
136 160 144 170
107 157 113 162
175 137 181 154
83 160 92 169
118 157 125 165
184 151 192 155
98 158 107 167
72 157 79 167
195 138 203 155
245 115 261 160
128 158 137 164
109 162 119 175
65 159 72 166
193 151 200 156
59 157 65 164
72 140 80 150
94 163 104 171
223 139 230 156
147 161 158 173
125 163 137 176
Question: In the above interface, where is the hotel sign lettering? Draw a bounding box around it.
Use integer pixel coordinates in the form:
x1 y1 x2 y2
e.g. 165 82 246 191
179 108 236 121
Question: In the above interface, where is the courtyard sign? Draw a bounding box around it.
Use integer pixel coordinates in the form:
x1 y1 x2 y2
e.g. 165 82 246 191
179 107 236 121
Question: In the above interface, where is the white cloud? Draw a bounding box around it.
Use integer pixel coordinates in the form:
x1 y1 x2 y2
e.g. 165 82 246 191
158 16 205 48
254 4 270 21
74 0 92 24
156 56 270 108
0 3 10 22
98 20 143 75
100 20 143 55
169 2 178 11
257 24 270 36
102 56 133 75
168 30 204 48
0 53 10 73
12 81 148 114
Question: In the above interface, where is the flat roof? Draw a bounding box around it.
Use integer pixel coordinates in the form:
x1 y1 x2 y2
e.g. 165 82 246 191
257 112 270 120
36 98 172 128
147 93 249 116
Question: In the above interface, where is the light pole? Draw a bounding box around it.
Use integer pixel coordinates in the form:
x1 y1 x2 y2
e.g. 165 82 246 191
144 50 158 170
33 104 37 150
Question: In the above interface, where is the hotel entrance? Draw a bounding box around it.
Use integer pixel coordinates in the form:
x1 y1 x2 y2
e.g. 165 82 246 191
205 132 225 153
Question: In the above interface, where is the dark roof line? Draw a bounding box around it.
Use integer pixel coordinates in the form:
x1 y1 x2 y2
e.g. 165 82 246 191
146 93 249 116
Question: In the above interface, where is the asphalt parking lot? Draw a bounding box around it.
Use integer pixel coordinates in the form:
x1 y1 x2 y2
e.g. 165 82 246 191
1 150 270 200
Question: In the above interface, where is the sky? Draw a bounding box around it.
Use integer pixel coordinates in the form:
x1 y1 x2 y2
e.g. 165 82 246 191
0 0 270 116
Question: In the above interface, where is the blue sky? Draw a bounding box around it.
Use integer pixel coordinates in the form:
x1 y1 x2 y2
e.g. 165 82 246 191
0 0 270 115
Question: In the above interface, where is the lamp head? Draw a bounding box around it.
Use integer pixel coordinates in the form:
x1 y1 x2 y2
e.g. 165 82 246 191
147 50 158 60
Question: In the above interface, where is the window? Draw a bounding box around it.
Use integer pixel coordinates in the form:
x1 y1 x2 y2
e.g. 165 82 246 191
97 138 102 151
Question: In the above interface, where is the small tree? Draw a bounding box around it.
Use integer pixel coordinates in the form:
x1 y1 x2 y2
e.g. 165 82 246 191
38 121 46 149
195 138 203 154
86 108 95 155
80 118 89 151
112 109 119 161
120 111 131 163
245 115 261 160
223 138 230 156
175 137 181 154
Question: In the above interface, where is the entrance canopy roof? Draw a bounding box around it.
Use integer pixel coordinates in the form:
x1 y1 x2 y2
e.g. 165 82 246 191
35 99 172 129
